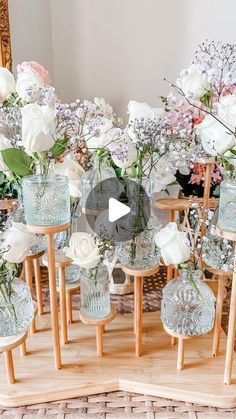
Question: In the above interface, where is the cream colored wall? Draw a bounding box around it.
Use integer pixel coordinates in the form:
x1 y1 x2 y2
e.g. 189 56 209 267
9 0 236 119
8 0 54 78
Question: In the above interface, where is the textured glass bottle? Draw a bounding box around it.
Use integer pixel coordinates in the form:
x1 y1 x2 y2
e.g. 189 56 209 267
202 208 234 271
22 174 70 226
161 269 215 336
0 271 34 337
79 156 116 210
117 177 162 269
80 264 110 319
218 171 236 232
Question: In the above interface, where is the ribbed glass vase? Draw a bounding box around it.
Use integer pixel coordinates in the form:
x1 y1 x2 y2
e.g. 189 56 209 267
22 174 70 226
80 264 110 319
218 170 236 232
161 269 215 336
0 271 34 337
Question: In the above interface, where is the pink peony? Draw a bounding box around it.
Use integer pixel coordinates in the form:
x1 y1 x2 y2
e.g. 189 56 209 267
17 61 50 84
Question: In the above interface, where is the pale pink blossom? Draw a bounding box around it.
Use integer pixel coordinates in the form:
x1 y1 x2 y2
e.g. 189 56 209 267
17 61 50 84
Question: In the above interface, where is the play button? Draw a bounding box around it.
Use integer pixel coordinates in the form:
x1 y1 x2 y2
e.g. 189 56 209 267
108 198 130 222
82 177 151 243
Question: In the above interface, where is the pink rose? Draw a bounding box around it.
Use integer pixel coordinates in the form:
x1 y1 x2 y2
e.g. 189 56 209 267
17 61 50 84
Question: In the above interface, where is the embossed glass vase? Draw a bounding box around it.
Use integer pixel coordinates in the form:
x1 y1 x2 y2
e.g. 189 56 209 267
161 269 215 336
218 170 236 232
22 174 70 226
0 271 34 337
80 263 110 319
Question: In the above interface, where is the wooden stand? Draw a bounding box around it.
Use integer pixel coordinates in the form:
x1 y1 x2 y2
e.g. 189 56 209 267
0 331 27 384
216 226 236 385
24 250 45 323
121 264 159 357
27 223 70 370
79 304 116 357
42 251 80 345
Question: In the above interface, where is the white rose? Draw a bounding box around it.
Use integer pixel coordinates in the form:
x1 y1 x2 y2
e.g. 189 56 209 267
128 101 164 143
85 117 115 149
21 104 56 153
1 222 37 263
196 115 236 156
218 94 236 129
0 67 15 101
177 64 210 100
0 134 13 173
149 157 176 193
65 232 100 269
155 222 190 265
110 132 137 169
51 156 85 198
16 67 44 102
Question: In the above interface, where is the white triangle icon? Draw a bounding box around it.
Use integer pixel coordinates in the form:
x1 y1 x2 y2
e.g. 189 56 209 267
108 198 130 222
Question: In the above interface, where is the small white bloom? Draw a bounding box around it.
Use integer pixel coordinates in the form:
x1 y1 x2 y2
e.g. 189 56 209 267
177 64 210 100
64 232 100 269
155 222 190 265
1 222 37 263
127 100 164 143
0 67 15 101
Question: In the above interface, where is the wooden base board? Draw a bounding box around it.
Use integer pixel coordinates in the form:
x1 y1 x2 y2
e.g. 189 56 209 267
0 311 236 408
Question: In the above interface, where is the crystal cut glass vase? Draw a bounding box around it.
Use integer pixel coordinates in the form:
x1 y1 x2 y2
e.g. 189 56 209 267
161 269 215 336
80 263 110 319
0 271 34 337
218 170 236 232
22 174 70 226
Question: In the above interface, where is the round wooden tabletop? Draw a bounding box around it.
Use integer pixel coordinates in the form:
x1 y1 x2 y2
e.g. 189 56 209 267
79 304 116 326
27 222 71 235
216 225 236 242
0 331 27 353
42 249 73 268
121 263 159 277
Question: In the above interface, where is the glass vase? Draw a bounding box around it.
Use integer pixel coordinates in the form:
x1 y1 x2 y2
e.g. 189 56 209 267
161 269 215 336
0 271 34 337
78 156 116 210
117 177 162 269
22 174 70 226
80 263 110 319
55 212 81 284
218 170 236 232
202 208 234 271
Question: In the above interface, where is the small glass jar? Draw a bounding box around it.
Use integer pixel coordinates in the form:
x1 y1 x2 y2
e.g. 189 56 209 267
0 271 34 337
161 269 215 336
218 170 236 232
80 263 110 319
22 174 70 226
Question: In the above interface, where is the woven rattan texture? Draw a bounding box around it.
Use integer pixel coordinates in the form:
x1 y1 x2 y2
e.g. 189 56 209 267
0 267 235 418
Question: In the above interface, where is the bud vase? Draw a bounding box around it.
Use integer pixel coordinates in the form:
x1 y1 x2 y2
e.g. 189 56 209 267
218 170 236 232
117 177 161 269
80 264 110 319
161 269 215 336
0 271 34 337
22 174 70 226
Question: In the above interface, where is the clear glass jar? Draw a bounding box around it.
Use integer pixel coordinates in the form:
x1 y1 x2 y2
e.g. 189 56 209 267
161 269 215 336
0 271 34 337
202 208 234 271
80 263 110 319
117 177 162 269
78 156 116 210
218 171 236 232
22 174 70 226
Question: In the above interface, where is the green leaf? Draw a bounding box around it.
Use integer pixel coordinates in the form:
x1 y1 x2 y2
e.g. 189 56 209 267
51 138 69 157
230 149 236 156
200 92 214 109
2 148 33 177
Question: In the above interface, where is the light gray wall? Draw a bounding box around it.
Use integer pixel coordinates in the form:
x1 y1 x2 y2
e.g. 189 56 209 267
9 0 236 119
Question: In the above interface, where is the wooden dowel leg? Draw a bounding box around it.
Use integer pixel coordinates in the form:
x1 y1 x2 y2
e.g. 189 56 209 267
224 244 236 385
20 341 27 356
101 325 105 333
59 267 68 345
96 325 103 357
135 276 143 357
33 257 44 316
212 276 225 357
66 292 73 325
47 233 61 370
4 351 15 384
171 336 176 346
177 338 184 371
